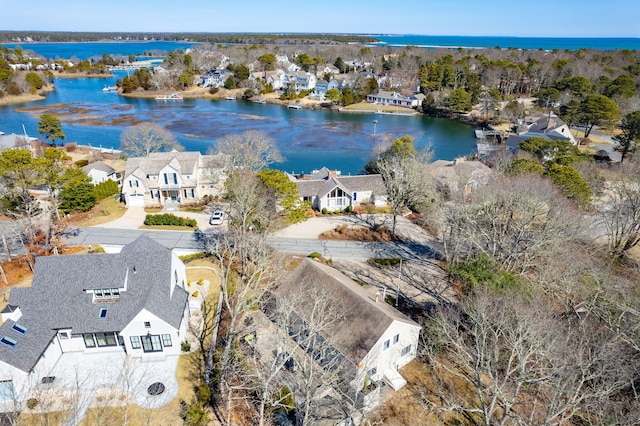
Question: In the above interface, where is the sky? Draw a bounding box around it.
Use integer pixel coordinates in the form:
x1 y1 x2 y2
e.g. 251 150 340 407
3 0 639 38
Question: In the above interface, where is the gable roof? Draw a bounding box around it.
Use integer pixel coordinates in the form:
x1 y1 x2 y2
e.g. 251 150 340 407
295 169 386 199
277 259 420 364
82 161 115 175
0 236 188 373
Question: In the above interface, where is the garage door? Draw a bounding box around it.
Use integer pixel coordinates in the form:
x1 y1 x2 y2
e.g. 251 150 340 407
127 194 145 207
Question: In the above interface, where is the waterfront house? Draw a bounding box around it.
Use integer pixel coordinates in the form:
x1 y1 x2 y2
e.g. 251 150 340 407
122 151 227 207
312 79 340 100
0 236 189 412
0 133 39 155
516 113 577 144
292 71 316 92
294 167 387 211
82 161 119 185
199 69 232 88
366 91 419 108
316 64 340 78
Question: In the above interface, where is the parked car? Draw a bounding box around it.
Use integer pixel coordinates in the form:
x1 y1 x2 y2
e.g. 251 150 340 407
209 210 224 225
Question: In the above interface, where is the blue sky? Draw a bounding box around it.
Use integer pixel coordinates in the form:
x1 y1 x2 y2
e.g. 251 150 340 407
4 0 639 37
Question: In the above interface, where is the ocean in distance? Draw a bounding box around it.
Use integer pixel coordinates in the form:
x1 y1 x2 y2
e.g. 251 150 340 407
373 35 640 51
2 35 639 62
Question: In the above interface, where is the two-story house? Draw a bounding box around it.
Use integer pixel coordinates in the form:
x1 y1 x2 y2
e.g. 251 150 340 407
0 236 189 412
121 151 227 207
271 259 421 410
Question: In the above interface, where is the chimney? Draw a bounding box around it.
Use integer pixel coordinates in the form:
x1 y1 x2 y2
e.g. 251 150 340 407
328 171 337 179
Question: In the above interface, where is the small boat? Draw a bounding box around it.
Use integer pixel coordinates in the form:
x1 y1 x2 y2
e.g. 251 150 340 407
252 98 266 104
102 85 118 92
287 104 302 109
225 96 236 100
155 92 183 101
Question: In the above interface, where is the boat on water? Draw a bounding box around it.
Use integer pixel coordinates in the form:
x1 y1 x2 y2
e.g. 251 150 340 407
155 92 183 101
224 96 236 100
102 85 118 92
287 104 302 109
252 98 266 104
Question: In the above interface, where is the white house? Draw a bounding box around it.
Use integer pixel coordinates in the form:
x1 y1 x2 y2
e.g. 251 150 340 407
82 161 119 185
0 236 189 412
291 71 316 92
366 91 419 108
276 259 421 394
516 113 577 144
121 151 227 207
294 167 387 211
199 69 232 88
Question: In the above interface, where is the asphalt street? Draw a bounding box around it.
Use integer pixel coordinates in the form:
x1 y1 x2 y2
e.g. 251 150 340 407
67 227 443 261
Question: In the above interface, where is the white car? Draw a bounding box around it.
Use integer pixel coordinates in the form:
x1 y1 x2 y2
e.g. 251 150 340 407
209 210 224 225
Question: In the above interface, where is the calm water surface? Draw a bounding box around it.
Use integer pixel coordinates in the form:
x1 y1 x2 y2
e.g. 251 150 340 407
0 73 477 174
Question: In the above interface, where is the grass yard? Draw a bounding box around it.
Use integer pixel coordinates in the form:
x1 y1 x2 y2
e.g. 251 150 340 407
66 197 127 227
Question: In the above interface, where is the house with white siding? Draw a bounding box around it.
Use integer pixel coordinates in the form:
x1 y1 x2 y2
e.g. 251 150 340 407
270 260 421 412
294 167 387 211
82 161 119 185
121 151 227 207
0 236 189 412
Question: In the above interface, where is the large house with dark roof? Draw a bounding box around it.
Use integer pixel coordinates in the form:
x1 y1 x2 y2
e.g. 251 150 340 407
293 167 387 212
0 236 189 411
275 259 421 393
122 151 227 207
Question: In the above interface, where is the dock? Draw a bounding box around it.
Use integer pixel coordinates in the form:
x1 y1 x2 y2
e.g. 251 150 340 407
475 129 504 139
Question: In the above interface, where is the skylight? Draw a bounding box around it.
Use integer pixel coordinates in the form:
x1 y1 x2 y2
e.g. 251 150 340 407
1 337 17 348
12 323 27 334
99 308 108 319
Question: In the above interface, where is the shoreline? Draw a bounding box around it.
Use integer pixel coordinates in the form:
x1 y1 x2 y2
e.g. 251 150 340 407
0 85 54 106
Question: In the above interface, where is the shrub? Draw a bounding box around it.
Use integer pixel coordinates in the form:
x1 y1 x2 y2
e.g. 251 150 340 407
449 255 521 294
209 87 219 95
197 279 204 286
192 290 199 298
321 207 328 214
74 159 89 167
26 398 38 409
344 205 353 213
179 252 208 262
371 257 402 267
144 213 197 228
308 252 322 259
94 179 119 201
181 341 191 352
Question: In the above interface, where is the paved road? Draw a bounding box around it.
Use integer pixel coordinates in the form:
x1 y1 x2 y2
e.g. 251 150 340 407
266 237 442 261
67 227 443 260
67 227 202 250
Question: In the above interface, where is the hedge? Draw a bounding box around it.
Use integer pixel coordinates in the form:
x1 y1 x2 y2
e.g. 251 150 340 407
93 179 120 201
144 213 197 228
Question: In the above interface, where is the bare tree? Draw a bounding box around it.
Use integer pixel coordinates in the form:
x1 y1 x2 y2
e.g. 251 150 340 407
120 122 182 158
601 178 640 258
268 277 355 426
214 130 283 172
425 290 632 426
441 174 582 274
376 148 436 237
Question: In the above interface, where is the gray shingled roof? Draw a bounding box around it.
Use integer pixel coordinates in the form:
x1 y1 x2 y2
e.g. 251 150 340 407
277 259 419 364
124 151 227 181
295 170 385 199
82 161 115 174
0 236 188 373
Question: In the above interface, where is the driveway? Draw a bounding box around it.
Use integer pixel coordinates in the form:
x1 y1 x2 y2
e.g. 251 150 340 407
94 206 217 231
